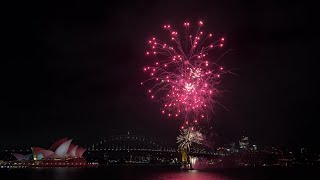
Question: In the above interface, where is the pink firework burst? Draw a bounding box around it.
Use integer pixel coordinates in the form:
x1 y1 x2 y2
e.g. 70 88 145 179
142 20 226 127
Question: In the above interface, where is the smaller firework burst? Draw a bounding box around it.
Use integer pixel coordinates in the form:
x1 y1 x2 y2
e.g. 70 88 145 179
177 127 203 151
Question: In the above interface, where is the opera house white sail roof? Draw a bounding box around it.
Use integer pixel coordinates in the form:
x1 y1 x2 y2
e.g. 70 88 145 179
11 138 86 161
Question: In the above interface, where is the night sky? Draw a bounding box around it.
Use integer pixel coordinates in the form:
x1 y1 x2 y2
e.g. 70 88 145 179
2 0 318 150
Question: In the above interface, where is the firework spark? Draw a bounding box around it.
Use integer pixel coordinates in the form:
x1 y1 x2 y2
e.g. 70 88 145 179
177 127 203 151
142 21 226 127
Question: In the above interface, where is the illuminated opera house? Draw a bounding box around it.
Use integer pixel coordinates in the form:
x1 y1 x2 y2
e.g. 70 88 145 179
11 138 97 167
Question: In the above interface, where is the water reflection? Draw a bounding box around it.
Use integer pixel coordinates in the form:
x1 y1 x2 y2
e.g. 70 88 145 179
146 170 231 180
52 168 79 180
1 166 316 180
1 167 232 180
30 167 85 180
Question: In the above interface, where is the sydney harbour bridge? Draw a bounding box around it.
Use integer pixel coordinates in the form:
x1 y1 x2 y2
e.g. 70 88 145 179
86 133 215 164
89 134 174 152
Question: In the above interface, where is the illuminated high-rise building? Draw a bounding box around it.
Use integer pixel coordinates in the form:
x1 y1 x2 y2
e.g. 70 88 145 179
239 132 249 149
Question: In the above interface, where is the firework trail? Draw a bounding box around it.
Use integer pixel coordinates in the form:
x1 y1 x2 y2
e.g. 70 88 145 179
177 127 203 151
142 20 226 128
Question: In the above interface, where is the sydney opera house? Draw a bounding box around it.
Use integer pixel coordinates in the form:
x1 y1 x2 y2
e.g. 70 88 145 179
11 138 97 167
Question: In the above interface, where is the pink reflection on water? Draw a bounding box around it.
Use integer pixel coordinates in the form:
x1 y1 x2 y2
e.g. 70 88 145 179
146 170 231 180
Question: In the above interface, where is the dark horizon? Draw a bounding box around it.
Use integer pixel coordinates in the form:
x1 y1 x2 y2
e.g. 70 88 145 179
2 1 318 150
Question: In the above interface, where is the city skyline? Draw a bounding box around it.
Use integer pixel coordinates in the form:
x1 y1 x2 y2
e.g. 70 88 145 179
2 0 318 151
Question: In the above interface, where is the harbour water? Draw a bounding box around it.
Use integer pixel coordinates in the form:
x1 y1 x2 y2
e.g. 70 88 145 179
0 165 319 180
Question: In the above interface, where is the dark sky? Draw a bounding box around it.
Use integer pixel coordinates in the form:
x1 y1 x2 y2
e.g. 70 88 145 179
2 0 318 149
